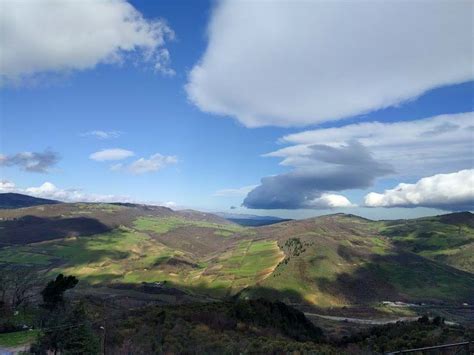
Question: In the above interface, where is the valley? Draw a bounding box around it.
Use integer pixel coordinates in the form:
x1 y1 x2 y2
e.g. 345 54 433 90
0 195 473 353
0 199 473 307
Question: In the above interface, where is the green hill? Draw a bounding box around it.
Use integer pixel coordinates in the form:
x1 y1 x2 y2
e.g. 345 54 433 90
241 214 474 306
0 204 473 307
379 212 474 273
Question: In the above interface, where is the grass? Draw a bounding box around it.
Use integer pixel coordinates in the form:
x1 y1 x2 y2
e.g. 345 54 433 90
0 222 283 297
0 227 178 285
133 216 244 235
0 330 39 347
368 259 474 302
0 247 52 265
123 239 286 297
259 240 351 306
220 240 283 279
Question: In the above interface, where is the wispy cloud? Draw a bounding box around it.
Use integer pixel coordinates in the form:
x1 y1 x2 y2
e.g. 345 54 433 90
271 112 473 177
81 130 122 139
89 148 134 161
214 185 257 197
0 149 59 173
127 154 178 174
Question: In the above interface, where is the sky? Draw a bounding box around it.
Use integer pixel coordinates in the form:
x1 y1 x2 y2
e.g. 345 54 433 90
0 0 473 220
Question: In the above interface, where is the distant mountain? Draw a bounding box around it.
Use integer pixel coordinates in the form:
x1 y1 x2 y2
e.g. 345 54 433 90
0 192 60 209
216 212 292 226
177 209 236 225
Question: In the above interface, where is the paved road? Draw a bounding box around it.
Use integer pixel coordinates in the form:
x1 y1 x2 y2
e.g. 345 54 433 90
304 312 419 325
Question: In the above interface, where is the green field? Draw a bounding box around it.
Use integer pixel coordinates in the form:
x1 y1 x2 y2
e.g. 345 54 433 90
0 216 283 297
133 216 244 235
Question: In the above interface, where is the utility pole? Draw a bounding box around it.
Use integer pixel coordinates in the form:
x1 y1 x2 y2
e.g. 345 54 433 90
100 325 106 355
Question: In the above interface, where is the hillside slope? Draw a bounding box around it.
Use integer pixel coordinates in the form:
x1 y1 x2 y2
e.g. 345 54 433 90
379 212 474 273
0 202 233 245
241 214 474 306
0 206 472 307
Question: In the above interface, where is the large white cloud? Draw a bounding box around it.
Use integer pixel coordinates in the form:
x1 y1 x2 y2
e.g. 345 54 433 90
364 170 474 211
186 0 473 127
307 193 355 209
269 112 474 177
0 0 175 84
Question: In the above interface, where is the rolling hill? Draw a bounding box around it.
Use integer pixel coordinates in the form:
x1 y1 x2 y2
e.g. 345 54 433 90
378 212 474 273
0 200 472 308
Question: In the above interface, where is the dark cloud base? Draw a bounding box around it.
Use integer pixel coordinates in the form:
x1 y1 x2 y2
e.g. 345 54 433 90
0 149 59 173
243 142 392 210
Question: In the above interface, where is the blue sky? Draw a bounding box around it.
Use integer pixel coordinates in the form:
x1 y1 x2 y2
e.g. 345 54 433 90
0 0 472 219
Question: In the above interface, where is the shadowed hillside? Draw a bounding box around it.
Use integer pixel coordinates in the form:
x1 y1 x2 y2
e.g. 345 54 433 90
0 193 60 209
379 212 474 273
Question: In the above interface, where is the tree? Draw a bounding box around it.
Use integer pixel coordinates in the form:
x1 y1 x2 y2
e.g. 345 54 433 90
0 265 42 313
32 302 100 355
41 274 78 310
32 275 100 355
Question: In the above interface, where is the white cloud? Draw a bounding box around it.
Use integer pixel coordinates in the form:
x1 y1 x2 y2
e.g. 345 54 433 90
127 153 178 174
162 201 178 209
306 193 355 209
186 0 472 127
81 130 122 139
0 179 182 207
364 170 474 211
5 181 130 203
89 148 134 161
0 0 175 84
214 185 258 197
269 112 474 177
0 180 16 192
